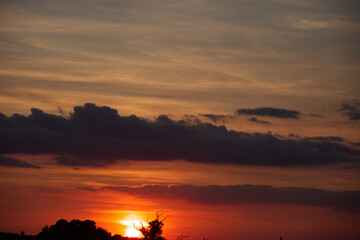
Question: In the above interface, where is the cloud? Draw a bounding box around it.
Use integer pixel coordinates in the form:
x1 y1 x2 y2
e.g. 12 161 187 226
0 103 359 167
304 136 345 142
199 114 235 123
291 18 360 32
338 103 360 120
235 107 301 119
0 0 359 123
182 115 202 125
103 184 360 213
0 155 41 169
76 186 98 192
350 142 360 147
248 117 271 125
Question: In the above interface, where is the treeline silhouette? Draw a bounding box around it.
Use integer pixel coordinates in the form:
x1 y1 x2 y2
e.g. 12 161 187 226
0 217 165 240
0 217 284 240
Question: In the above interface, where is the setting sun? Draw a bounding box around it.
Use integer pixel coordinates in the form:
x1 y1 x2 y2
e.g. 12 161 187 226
125 227 142 238
119 218 148 238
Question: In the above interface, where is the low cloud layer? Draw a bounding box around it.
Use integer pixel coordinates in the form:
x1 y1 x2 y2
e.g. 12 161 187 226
236 107 301 119
0 103 358 167
304 136 345 142
248 117 271 125
0 155 41 169
199 114 235 123
338 103 360 121
103 184 360 212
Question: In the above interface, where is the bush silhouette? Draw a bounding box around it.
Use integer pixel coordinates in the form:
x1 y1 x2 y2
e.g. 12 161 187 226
138 212 167 240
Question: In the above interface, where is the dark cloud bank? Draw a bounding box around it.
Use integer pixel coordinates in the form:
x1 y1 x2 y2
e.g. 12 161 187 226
236 107 300 119
0 103 359 167
338 103 360 121
0 155 41 169
102 184 360 213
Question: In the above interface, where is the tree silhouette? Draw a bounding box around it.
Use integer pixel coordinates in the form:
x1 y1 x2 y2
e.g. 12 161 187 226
37 219 114 240
0 216 178 240
138 212 167 240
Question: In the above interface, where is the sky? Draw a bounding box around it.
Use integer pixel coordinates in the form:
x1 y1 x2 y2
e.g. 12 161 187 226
0 0 360 239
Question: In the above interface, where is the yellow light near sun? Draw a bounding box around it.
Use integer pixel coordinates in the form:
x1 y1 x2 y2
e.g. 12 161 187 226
119 219 149 228
125 227 142 238
119 218 149 238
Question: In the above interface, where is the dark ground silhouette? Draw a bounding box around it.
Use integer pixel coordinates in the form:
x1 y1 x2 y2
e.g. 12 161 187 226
0 219 144 240
0 217 284 240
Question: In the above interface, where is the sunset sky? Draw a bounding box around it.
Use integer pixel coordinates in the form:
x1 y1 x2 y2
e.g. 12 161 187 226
0 0 360 239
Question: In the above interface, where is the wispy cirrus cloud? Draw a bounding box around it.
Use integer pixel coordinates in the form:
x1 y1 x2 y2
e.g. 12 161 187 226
291 18 360 31
0 0 359 117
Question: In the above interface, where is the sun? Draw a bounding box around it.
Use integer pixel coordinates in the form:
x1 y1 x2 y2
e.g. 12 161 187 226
125 227 142 238
119 217 148 238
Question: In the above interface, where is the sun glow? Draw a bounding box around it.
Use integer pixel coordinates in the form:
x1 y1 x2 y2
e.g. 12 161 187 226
119 217 148 238
125 227 142 238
